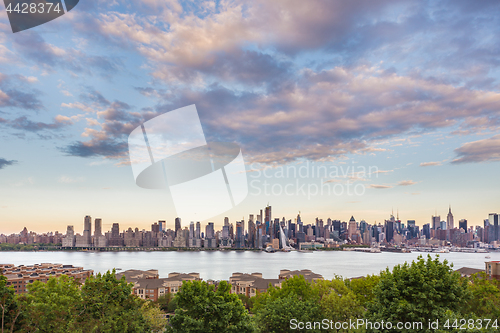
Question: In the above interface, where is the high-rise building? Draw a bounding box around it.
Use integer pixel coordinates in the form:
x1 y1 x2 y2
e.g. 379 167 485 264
151 222 160 233
489 213 499 242
265 205 271 235
385 220 394 243
432 215 440 230
62 226 75 247
158 221 166 232
108 223 123 246
440 221 447 230
195 222 201 239
94 218 102 236
447 206 454 229
175 218 181 237
422 223 430 239
459 219 467 232
83 215 92 245
94 218 107 247
235 221 244 248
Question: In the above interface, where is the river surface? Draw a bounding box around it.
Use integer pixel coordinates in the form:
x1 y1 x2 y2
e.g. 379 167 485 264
1 250 497 280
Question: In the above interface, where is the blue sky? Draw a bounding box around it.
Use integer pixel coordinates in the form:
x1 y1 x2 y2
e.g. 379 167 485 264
0 0 499 234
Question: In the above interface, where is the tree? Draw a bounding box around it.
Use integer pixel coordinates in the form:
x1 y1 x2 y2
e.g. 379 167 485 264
314 278 364 323
0 275 20 333
156 292 177 313
17 275 81 333
466 272 500 317
141 301 168 333
366 255 471 333
346 274 380 308
78 269 151 332
167 280 254 333
252 276 322 333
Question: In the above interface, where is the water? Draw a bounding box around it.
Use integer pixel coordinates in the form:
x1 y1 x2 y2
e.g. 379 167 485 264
1 251 496 280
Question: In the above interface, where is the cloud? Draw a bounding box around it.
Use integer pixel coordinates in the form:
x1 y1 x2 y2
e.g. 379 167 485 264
11 31 123 76
420 161 442 167
369 184 392 189
0 73 43 111
0 158 17 169
452 134 500 163
397 180 417 186
8 116 74 132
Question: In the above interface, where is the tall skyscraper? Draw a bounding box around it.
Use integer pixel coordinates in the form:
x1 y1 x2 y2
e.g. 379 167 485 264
447 206 454 229
265 205 271 235
459 219 467 232
489 213 499 242
83 215 92 246
158 221 166 232
94 218 102 236
432 215 440 230
175 217 181 237
235 221 244 248
195 222 201 239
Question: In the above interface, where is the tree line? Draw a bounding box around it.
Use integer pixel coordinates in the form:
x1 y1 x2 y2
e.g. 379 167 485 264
2 255 500 332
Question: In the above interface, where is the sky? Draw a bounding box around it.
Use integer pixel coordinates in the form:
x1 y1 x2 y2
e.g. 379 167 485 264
0 0 500 234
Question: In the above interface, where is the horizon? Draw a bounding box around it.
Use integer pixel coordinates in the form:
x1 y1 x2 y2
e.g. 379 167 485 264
1 1 500 234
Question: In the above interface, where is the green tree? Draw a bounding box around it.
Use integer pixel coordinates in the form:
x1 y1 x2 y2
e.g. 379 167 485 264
78 269 150 333
167 280 253 333
141 301 168 333
315 278 364 323
0 275 21 333
466 272 500 317
17 275 81 333
252 276 322 333
346 274 380 308
365 255 470 333
156 292 178 313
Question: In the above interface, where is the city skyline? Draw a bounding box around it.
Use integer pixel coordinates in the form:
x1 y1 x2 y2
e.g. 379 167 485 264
1 1 500 233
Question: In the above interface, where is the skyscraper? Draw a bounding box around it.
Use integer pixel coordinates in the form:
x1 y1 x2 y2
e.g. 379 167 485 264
83 215 92 246
447 206 454 229
158 221 166 232
459 219 467 232
489 213 499 242
432 215 440 230
94 218 102 236
265 205 271 235
175 217 181 237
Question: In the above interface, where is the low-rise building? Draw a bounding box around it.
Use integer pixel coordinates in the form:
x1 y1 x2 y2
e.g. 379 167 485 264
116 269 201 301
485 261 500 280
0 263 93 294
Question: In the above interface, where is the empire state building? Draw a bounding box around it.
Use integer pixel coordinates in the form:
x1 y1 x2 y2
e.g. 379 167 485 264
447 206 454 230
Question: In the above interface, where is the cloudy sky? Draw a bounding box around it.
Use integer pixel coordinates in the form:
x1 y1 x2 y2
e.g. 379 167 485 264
0 0 499 234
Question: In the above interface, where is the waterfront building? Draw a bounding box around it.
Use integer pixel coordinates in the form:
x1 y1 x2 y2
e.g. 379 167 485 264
1 263 93 294
62 225 75 247
447 206 454 230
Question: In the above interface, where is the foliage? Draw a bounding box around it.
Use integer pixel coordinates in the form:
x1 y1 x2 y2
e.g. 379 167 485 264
315 278 364 323
77 269 151 333
252 276 322 333
156 292 177 313
167 280 254 333
466 272 500 317
365 255 471 333
0 275 21 333
17 275 81 333
141 301 168 333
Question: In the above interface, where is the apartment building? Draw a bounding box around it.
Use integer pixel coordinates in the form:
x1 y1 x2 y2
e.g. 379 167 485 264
0 263 93 294
116 269 201 301
229 269 324 298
